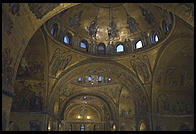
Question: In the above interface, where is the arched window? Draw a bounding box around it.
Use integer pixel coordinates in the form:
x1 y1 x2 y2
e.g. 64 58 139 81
162 20 170 33
66 33 72 45
50 23 58 37
80 42 87 48
116 44 124 52
150 32 159 44
68 124 72 131
83 96 87 100
98 76 102 82
80 124 85 131
139 122 147 131
80 40 88 52
88 76 92 82
78 77 82 82
98 43 105 54
64 36 69 44
134 39 143 49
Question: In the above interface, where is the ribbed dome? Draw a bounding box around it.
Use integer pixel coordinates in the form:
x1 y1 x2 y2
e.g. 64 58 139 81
45 3 174 57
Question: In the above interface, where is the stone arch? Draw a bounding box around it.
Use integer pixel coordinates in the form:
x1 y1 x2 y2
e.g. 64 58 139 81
48 59 149 112
58 92 118 122
152 37 194 130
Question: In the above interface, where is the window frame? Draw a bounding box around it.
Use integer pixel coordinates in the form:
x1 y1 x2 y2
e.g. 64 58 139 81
97 43 106 54
134 38 143 50
80 124 85 131
116 43 124 53
80 40 88 51
88 76 92 82
150 31 159 44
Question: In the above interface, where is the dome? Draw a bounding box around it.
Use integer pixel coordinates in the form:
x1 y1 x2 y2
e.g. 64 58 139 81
45 3 174 57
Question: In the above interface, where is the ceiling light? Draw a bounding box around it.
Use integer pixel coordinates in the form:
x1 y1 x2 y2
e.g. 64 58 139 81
87 116 91 119
77 115 81 119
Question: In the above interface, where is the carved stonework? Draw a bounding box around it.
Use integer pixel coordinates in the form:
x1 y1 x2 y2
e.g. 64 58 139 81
49 48 72 77
69 11 83 28
9 3 20 16
28 3 59 19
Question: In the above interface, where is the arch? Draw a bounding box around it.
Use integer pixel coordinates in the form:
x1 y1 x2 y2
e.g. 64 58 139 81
134 39 143 50
64 35 69 44
98 76 102 82
87 75 92 82
150 31 159 44
162 20 170 34
80 40 88 52
64 103 102 121
116 43 124 52
48 60 150 120
97 43 106 54
5 2 191 96
65 32 73 45
80 123 85 131
139 122 147 131
50 23 58 37
152 38 194 130
58 92 117 122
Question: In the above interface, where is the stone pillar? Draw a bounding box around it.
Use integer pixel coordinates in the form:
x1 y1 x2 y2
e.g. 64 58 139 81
143 82 153 131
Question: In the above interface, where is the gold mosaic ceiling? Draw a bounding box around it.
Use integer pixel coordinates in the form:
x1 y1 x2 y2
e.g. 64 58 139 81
45 3 174 56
